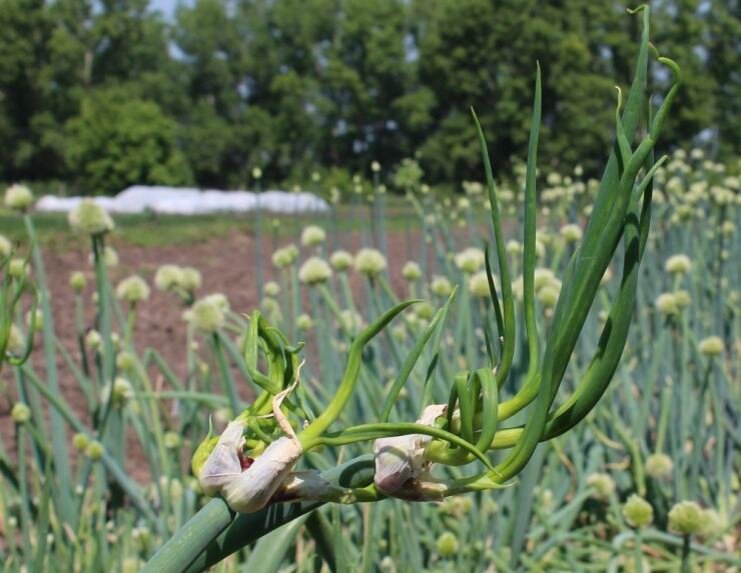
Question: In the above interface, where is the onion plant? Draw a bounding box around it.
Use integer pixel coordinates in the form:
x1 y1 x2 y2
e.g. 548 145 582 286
140 7 692 571
1 7 738 573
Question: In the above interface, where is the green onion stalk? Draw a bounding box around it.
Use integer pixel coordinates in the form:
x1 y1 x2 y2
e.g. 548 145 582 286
145 8 681 571
0 249 38 374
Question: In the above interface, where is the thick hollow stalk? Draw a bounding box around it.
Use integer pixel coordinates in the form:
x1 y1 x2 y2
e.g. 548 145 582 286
22 214 74 524
146 455 375 573
141 498 234 573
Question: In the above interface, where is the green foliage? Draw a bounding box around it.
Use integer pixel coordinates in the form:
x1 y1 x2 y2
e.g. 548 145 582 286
65 89 193 193
0 0 738 190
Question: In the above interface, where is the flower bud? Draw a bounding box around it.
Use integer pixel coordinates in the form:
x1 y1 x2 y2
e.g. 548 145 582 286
330 250 353 272
392 324 407 342
164 431 181 449
721 220 735 237
272 245 299 269
430 276 453 297
506 240 522 256
300 225 326 247
622 494 653 528
645 452 673 479
537 284 560 308
261 296 280 316
73 433 89 451
664 254 691 275
402 261 422 282
155 264 184 291
264 281 280 297
68 200 114 235
102 377 133 408
533 268 556 290
4 184 34 211
559 223 583 243
180 267 202 292
6 323 25 355
586 473 615 501
26 308 43 330
535 238 546 258
673 289 691 308
454 247 485 274
698 336 723 357
668 501 707 535
468 271 492 298
0 234 11 258
298 257 332 285
85 440 105 461
190 294 229 333
116 351 136 372
296 313 313 331
355 248 387 277
11 403 31 424
116 275 150 303
85 330 102 351
415 302 434 321
69 271 87 292
436 531 458 558
440 495 474 517
655 293 678 316
8 258 28 279
698 508 725 538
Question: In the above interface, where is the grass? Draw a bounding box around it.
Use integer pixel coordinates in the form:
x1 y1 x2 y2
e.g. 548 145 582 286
0 198 419 249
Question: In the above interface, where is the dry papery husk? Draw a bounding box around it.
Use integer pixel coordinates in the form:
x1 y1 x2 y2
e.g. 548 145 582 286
198 372 309 513
222 436 303 513
198 420 246 497
198 422 305 513
373 404 449 501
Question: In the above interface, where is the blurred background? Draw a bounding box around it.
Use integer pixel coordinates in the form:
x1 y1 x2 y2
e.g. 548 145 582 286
1 0 739 196
1 2 739 571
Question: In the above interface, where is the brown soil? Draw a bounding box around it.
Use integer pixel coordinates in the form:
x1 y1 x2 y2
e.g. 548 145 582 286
0 222 456 484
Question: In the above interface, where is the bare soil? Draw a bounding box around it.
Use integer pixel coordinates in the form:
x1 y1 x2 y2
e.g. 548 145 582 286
0 223 443 483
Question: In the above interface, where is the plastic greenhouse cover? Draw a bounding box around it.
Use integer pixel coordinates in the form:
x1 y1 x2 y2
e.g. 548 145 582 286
36 186 329 215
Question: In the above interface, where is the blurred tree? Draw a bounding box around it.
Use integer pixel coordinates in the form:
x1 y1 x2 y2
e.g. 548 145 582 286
65 88 192 193
0 0 56 180
0 0 738 191
705 0 741 157
236 0 336 182
652 0 718 153
413 0 627 181
320 0 413 173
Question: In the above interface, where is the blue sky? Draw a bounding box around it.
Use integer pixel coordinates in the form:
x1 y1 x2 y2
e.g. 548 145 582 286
151 0 178 19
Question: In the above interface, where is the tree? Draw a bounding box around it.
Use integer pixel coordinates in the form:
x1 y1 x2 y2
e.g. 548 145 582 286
0 0 57 181
65 88 193 193
0 0 738 191
705 0 741 157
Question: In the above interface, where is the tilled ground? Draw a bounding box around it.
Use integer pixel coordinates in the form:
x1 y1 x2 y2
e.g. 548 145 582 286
1 224 448 482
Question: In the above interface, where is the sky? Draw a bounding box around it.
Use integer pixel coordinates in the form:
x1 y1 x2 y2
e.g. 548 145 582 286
151 0 179 19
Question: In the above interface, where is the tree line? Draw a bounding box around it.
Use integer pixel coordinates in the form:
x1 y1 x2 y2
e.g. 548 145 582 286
1 0 739 195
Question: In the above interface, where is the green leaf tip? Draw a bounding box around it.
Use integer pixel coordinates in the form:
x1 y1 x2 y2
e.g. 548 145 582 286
626 4 647 15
